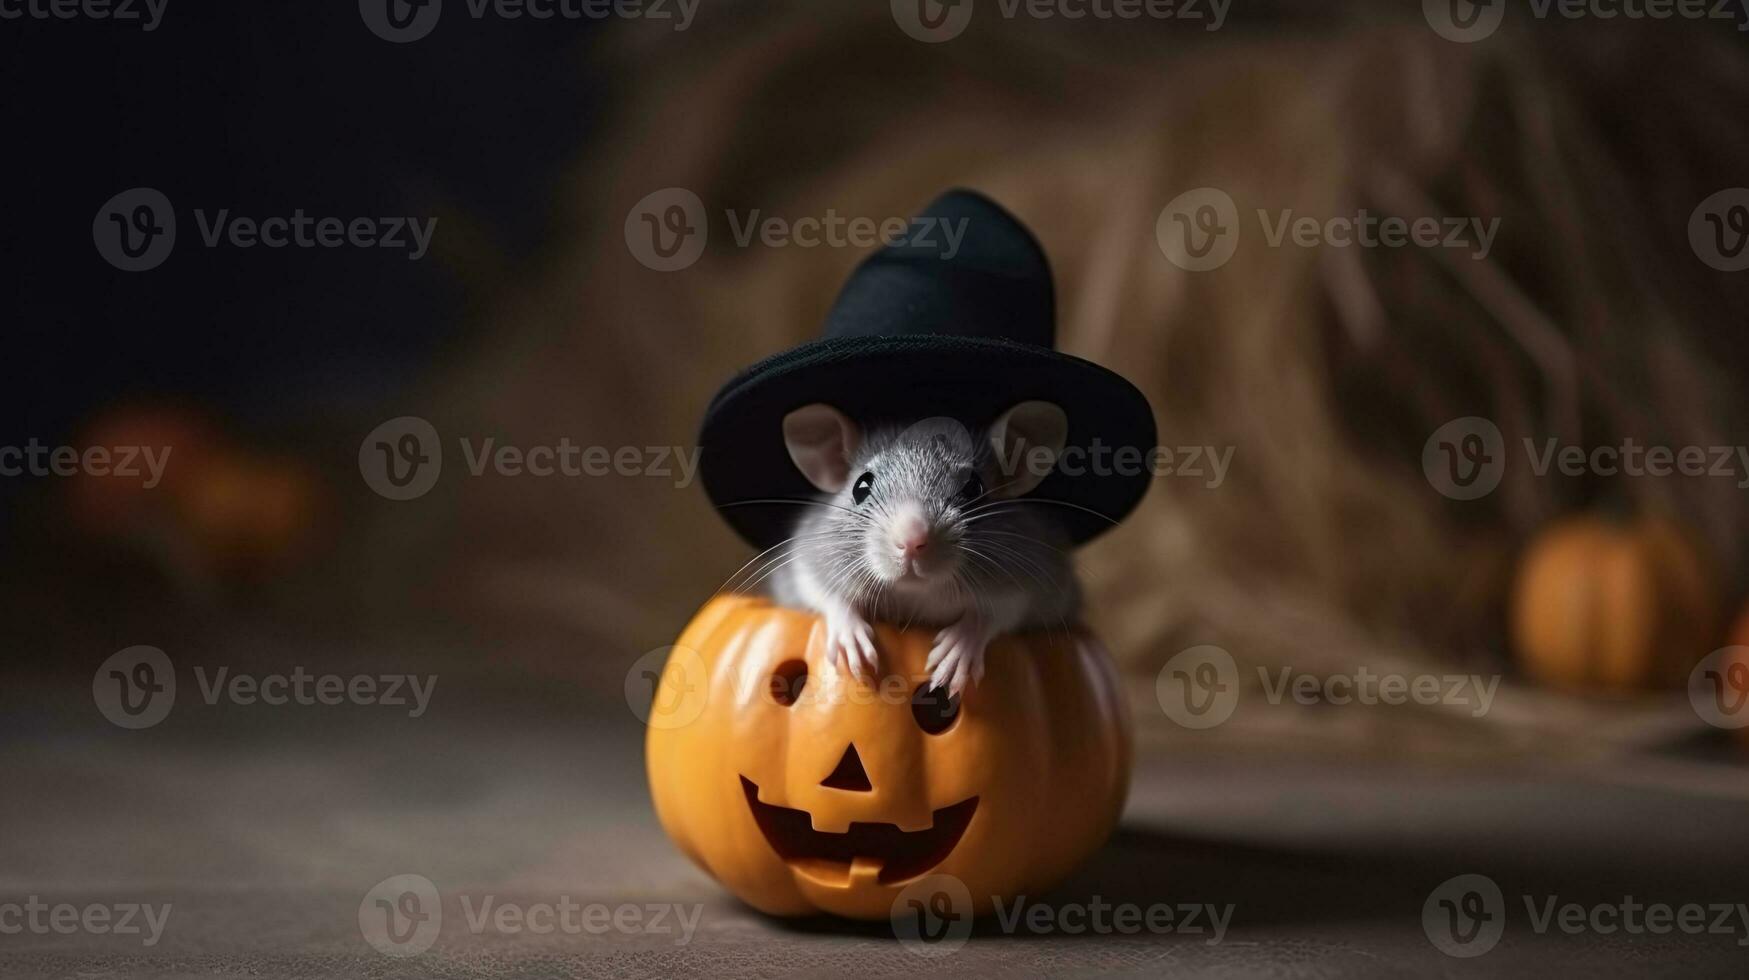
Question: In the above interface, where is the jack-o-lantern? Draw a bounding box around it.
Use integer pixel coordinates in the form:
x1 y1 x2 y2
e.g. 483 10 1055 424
1510 513 1720 694
645 596 1130 919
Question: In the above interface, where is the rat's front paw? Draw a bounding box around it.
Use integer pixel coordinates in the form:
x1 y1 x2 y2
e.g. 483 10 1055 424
824 610 879 684
927 617 988 697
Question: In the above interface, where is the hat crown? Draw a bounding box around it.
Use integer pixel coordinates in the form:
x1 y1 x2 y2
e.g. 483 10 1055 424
823 189 1055 348
697 188 1156 551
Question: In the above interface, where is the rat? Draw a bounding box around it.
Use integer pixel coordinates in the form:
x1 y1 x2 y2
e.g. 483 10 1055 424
761 400 1081 696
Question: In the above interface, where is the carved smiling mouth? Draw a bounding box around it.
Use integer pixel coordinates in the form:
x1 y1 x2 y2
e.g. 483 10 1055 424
739 776 978 886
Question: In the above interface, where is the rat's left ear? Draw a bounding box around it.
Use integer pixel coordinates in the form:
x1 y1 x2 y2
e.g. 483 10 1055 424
782 402 861 493
988 400 1068 498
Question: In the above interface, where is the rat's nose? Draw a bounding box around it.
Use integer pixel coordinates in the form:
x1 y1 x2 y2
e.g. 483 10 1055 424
894 515 930 557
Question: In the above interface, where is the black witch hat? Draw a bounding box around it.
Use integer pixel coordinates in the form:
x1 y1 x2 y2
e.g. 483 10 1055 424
698 189 1157 548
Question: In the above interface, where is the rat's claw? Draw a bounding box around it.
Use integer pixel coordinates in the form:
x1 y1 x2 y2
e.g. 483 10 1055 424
928 619 987 697
938 651 972 698
850 621 879 682
824 611 878 686
824 645 849 684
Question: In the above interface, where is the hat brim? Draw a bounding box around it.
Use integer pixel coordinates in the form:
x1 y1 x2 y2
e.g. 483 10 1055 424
698 334 1158 550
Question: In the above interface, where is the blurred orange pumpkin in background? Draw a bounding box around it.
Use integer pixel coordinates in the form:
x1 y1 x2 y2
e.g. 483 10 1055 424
171 451 323 577
65 404 220 536
1511 513 1721 695
64 403 326 586
646 596 1130 920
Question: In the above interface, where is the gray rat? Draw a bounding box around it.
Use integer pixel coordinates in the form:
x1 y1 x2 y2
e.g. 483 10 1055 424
759 400 1081 695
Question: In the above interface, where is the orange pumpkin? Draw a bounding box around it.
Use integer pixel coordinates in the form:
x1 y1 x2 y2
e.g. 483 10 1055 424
66 404 219 534
645 595 1130 919
1510 514 1719 694
171 452 323 575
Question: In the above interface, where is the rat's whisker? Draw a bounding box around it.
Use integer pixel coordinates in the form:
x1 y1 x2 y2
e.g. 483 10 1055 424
972 540 1063 600
973 528 1073 557
718 536 803 595
956 551 1006 593
958 476 1025 510
742 553 806 592
819 553 862 599
719 497 869 520
960 542 1034 599
965 497 1121 526
719 527 850 594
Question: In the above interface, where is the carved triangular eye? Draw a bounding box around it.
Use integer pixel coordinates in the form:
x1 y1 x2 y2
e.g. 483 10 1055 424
821 744 872 792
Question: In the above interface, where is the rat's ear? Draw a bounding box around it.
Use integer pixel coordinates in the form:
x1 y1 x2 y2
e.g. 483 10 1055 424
782 403 861 493
988 400 1068 498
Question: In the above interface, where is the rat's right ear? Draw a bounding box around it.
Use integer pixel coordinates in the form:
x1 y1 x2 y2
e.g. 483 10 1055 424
782 403 861 493
988 400 1068 497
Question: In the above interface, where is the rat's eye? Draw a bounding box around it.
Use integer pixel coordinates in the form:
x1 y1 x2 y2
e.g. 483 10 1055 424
852 472 874 505
956 474 983 505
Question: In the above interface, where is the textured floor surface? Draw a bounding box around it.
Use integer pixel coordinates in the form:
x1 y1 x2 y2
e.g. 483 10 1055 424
5 611 1749 978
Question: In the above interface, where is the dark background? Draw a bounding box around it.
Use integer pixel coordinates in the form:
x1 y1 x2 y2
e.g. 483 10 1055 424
3 3 590 472
6 4 1749 977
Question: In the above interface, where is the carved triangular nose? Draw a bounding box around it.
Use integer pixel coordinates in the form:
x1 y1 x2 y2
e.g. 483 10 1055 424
821 744 873 792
